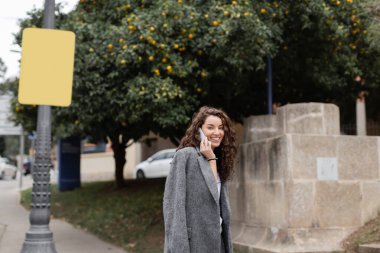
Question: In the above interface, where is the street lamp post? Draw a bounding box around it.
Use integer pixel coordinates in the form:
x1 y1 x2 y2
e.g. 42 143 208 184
21 0 57 252
267 56 273 115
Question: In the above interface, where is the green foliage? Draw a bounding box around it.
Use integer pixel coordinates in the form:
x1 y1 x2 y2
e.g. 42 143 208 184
360 0 380 49
357 0 380 121
10 0 284 140
6 0 380 142
52 0 288 142
273 0 370 101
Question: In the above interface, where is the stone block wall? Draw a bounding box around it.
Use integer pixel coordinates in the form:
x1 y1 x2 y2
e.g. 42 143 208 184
231 103 380 252
244 103 340 142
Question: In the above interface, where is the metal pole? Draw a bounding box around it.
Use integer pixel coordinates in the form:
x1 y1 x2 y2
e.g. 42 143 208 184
19 127 24 189
21 0 57 252
267 57 273 114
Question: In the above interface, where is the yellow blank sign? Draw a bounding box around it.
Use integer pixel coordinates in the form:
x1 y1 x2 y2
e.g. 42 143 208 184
18 28 75 106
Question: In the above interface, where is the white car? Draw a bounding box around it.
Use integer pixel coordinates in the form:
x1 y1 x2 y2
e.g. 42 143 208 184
134 148 176 179
0 157 17 180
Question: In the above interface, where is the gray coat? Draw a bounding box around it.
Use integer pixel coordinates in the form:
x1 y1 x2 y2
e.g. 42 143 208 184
163 147 233 253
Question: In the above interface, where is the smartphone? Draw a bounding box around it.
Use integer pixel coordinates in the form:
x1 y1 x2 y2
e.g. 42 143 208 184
198 128 207 141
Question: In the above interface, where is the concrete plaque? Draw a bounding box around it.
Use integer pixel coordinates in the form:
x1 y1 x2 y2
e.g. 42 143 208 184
317 157 338 181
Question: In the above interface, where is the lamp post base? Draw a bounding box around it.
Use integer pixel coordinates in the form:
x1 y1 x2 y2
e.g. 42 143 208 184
21 226 57 253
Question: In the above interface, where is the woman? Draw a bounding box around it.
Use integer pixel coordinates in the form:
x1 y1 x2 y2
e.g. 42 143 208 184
163 106 237 253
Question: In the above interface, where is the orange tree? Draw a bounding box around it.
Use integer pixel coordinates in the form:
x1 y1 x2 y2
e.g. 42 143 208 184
357 0 380 121
66 0 284 187
269 0 380 123
8 0 379 187
11 0 285 187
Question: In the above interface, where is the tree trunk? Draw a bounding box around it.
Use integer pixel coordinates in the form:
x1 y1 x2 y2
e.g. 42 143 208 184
110 135 126 188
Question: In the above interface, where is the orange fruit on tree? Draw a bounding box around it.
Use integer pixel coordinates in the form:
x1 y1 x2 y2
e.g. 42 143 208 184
212 20 220 26
166 65 173 74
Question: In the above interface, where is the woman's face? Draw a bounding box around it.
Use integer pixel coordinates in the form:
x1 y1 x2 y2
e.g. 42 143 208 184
201 115 225 150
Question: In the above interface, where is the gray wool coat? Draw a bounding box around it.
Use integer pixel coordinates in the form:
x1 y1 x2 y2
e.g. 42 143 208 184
163 146 233 253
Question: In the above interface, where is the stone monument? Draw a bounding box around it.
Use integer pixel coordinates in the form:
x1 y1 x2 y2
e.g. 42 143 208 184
230 103 380 252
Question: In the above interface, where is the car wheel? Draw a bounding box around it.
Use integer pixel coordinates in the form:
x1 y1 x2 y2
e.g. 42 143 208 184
0 171 4 180
136 170 145 179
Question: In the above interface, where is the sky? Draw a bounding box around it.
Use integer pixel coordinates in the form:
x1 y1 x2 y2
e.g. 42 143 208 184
0 0 78 79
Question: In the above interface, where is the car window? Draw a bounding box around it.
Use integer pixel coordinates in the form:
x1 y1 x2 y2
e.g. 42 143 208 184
0 158 8 164
151 153 167 161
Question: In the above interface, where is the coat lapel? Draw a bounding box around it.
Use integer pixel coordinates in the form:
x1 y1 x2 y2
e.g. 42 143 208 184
197 156 219 203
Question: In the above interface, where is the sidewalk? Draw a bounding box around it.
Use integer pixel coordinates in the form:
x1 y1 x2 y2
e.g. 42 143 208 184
0 174 128 253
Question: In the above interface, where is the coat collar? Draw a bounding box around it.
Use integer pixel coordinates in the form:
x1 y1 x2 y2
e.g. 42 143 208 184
197 155 219 204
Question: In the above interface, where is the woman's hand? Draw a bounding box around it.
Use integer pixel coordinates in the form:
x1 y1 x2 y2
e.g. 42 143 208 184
200 138 215 160
200 138 218 181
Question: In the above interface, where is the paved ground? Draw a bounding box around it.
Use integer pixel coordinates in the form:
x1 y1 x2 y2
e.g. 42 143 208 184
0 172 128 253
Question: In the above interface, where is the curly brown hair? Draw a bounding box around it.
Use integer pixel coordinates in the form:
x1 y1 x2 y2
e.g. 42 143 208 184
178 106 237 182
